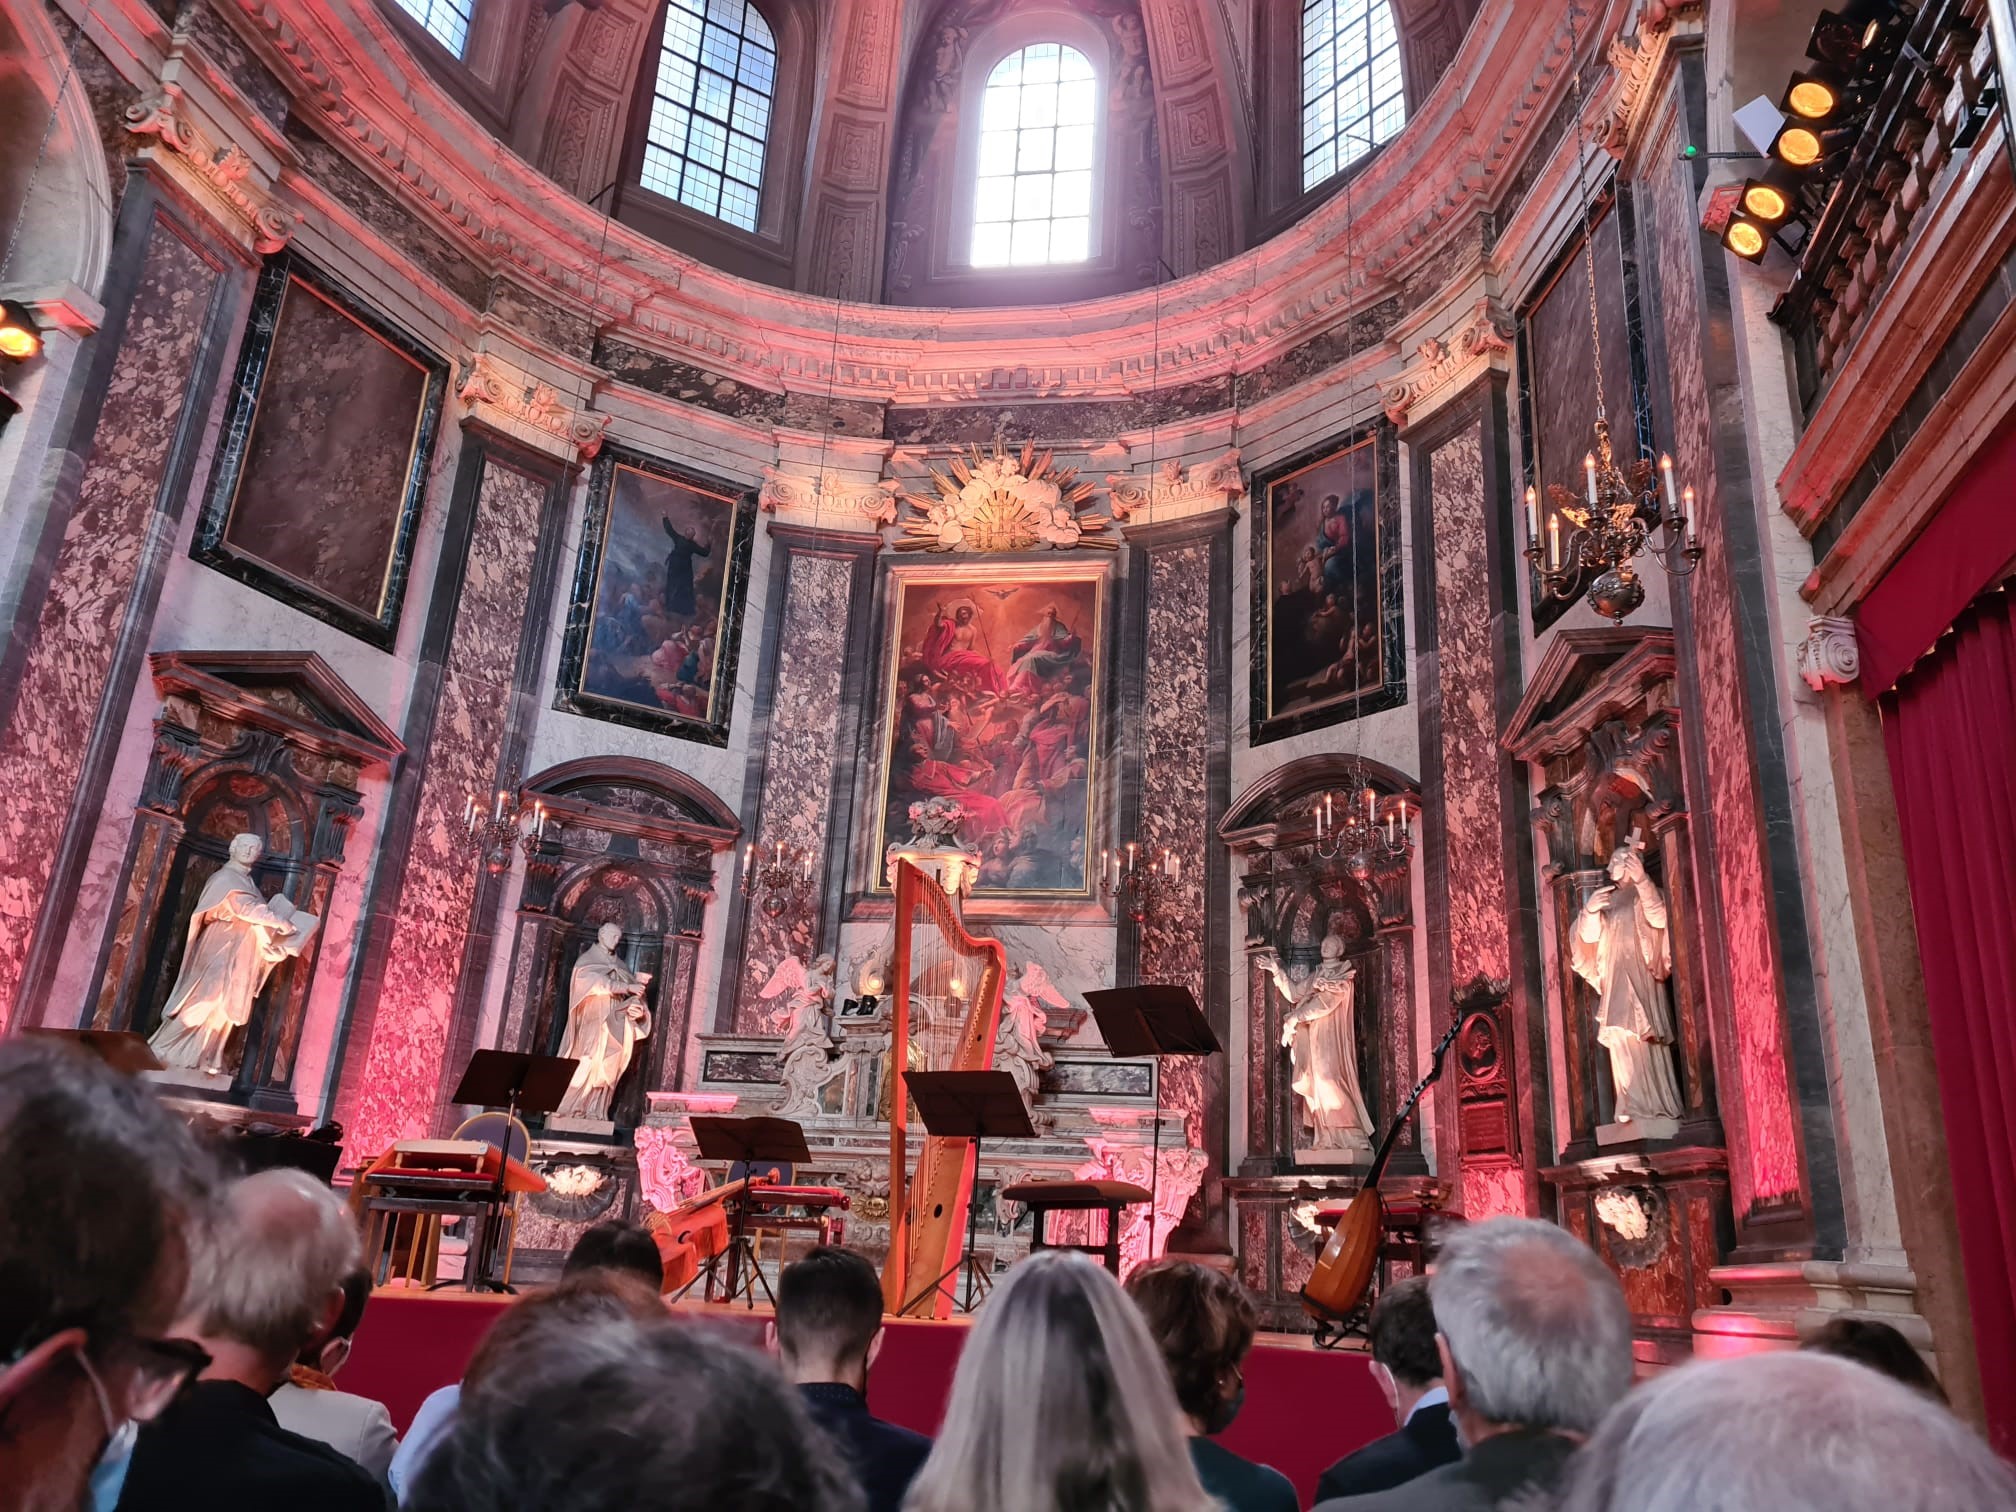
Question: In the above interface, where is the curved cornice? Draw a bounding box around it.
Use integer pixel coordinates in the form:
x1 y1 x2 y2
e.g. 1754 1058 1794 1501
210 0 1615 404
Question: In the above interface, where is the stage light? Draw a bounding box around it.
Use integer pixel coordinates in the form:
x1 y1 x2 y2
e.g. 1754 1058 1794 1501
1724 218 1769 261
0 300 40 363
1774 123 1825 167
1782 69 1844 121
1742 180 1792 223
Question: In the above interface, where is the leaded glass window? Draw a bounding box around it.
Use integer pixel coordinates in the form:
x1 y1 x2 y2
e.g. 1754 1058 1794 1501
971 42 1098 268
640 0 775 232
1301 0 1405 190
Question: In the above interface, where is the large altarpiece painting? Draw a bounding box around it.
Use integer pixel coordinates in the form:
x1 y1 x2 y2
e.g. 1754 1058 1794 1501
1249 422 1405 745
871 562 1107 901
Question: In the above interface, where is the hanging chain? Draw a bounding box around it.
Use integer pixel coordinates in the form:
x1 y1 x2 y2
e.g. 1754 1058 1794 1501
1565 1 1609 429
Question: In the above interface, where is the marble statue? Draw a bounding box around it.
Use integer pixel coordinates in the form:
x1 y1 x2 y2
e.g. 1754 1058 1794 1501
149 833 316 1076
996 959 1068 1105
1260 927 1374 1156
554 923 652 1122
763 953 837 1118
1571 843 1685 1124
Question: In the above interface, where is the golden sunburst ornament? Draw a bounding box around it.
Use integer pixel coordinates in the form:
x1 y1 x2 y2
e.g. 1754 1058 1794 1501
896 442 1115 553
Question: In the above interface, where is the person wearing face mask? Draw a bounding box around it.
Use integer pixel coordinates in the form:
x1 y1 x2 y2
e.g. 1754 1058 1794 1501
269 1268 399 1489
0 1039 218 1512
1126 1259 1298 1512
1314 1277 1458 1500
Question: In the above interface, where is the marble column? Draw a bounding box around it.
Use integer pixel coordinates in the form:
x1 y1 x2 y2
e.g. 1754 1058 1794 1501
332 429 574 1161
723 524 881 1033
1407 374 1547 1218
1630 47 1840 1257
0 167 249 1029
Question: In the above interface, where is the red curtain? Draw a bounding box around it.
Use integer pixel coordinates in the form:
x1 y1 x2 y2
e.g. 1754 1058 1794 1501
1881 585 2016 1456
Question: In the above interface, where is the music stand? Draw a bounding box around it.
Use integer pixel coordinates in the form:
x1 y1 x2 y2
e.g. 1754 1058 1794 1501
24 1028 163 1075
897 1070 1036 1316
447 1050 577 1293
1084 986 1222 1257
689 1115 812 1309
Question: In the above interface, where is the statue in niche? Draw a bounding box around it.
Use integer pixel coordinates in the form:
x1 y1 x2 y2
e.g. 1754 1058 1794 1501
1259 926 1374 1156
1570 841 1685 1125
149 833 317 1075
763 953 837 1118
996 960 1068 1106
554 923 653 1122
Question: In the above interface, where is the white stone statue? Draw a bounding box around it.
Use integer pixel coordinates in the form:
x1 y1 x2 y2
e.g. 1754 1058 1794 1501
149 834 317 1075
554 923 653 1122
763 952 837 1118
1260 927 1374 1156
1571 843 1685 1125
996 959 1068 1105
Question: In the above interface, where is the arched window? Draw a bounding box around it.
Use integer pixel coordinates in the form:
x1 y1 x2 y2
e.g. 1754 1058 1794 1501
1300 0 1404 190
971 42 1099 268
391 0 473 57
639 0 776 233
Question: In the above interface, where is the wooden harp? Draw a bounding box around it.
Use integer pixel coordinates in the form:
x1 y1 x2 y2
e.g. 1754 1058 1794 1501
879 857 1008 1318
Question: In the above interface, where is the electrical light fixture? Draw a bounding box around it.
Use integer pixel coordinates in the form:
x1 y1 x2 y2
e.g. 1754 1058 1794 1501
0 300 41 363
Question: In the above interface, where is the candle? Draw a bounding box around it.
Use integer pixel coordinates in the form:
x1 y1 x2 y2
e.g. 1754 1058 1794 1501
1584 452 1599 505
536 803 548 840
1681 484 1695 519
1168 854 1181 881
774 840 784 865
1126 842 1137 871
1324 793 1334 834
742 843 754 876
1658 453 1678 512
1525 485 1539 545
1548 513 1562 571
1364 787 1376 826
494 789 506 821
463 795 475 828
1387 809 1398 844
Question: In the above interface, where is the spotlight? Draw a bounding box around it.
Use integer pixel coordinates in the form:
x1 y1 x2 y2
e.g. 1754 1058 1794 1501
0 300 41 363
1739 165 1804 226
1781 68 1845 121
1723 218 1770 261
1773 122 1825 167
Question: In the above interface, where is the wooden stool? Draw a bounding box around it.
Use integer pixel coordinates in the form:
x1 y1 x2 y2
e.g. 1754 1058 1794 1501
1001 1179 1152 1276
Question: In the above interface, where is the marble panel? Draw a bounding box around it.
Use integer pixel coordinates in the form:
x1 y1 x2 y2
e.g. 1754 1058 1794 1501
1462 1162 1529 1221
0 216 221 1027
185 0 291 131
44 11 134 207
734 550 853 1032
1042 1060 1154 1098
883 377 1234 447
1640 103 1802 1216
343 460 550 1162
595 339 788 423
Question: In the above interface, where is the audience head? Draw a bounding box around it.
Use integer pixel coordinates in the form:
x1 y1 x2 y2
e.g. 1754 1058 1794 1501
1364 1275 1443 1424
907 1250 1217 1512
1124 1259 1258 1436
180 1167 360 1392
0 1039 216 1512
562 1220 664 1290
295 1268 372 1380
1427 1217 1631 1442
1551 1351 2016 1512
462 1270 667 1400
409 1306 864 1512
769 1246 885 1390
1801 1316 1947 1403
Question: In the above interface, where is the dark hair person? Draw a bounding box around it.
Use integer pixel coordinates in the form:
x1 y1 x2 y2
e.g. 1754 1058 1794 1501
907 1250 1217 1512
1126 1259 1297 1512
1801 1317 1948 1403
561 1219 667 1291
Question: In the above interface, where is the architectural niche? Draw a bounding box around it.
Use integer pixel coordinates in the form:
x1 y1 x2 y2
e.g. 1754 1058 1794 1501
87 653 402 1112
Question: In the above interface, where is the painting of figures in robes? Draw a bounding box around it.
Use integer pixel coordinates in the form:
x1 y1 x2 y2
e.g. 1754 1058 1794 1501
1250 423 1405 745
873 566 1106 898
555 448 755 745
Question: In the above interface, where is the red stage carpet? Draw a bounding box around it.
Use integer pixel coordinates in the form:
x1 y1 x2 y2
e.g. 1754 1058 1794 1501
345 1290 1391 1508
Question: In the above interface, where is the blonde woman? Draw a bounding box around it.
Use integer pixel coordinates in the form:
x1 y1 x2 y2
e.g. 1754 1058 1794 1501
904 1250 1219 1512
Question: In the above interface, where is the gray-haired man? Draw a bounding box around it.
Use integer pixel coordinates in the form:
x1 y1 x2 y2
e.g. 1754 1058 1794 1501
1315 1218 1633 1511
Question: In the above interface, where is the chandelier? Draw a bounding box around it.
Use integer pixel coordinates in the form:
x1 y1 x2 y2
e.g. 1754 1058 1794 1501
1524 4 1705 624
1311 765 1412 881
1101 842 1179 925
740 838 814 917
462 785 548 875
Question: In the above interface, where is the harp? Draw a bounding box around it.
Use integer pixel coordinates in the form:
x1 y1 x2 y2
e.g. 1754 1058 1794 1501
879 857 1008 1318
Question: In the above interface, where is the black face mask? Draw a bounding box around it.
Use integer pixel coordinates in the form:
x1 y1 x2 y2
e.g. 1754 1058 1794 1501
1201 1381 1246 1436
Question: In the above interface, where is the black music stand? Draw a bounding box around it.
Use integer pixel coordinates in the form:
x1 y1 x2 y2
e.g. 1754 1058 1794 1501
1084 986 1222 1256
690 1115 812 1309
898 1070 1036 1316
447 1050 577 1293
24 1028 163 1075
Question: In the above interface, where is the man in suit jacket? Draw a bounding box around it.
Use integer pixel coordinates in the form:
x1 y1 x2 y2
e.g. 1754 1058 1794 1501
1316 1277 1459 1500
769 1246 932 1512
1315 1219 1635 1512
269 1269 399 1489
118 1171 384 1512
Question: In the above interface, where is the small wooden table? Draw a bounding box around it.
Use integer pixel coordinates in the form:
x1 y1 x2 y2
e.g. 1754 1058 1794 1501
1001 1179 1152 1275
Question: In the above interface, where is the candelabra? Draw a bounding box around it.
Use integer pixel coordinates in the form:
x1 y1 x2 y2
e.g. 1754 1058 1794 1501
462 786 549 875
1100 842 1180 925
1310 771 1413 882
1523 421 1704 623
740 838 814 918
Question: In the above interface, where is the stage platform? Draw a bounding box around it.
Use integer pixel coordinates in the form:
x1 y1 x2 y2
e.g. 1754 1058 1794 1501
344 1288 1391 1508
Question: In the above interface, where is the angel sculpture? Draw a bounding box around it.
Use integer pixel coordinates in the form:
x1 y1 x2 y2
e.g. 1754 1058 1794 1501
996 959 1069 1106
762 953 838 1118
